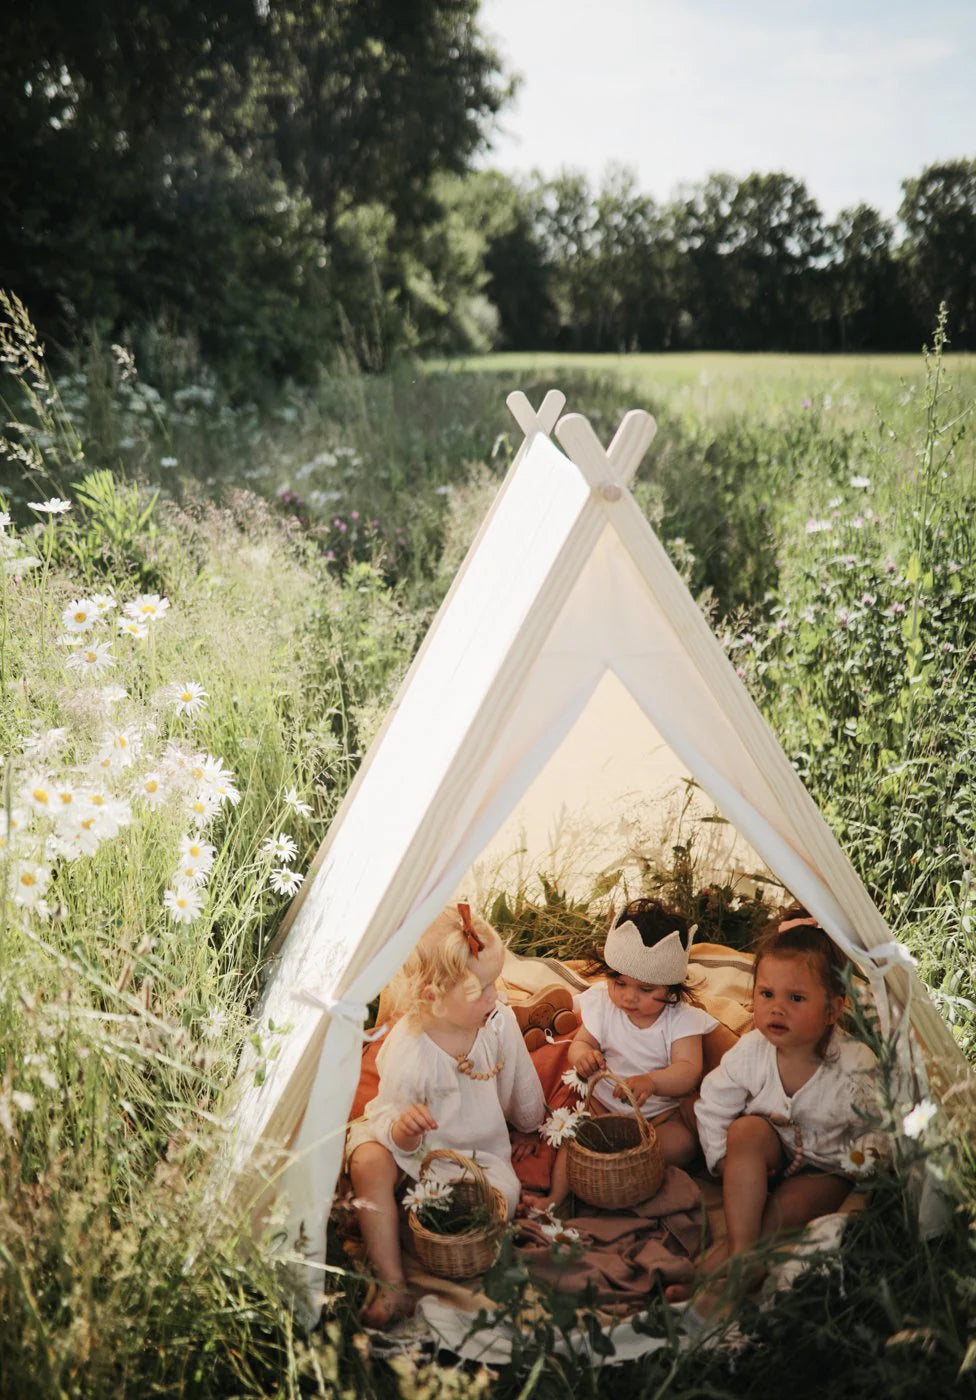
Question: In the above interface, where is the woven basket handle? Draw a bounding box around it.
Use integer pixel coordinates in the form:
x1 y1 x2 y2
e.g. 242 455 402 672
418 1148 494 1213
583 1069 652 1141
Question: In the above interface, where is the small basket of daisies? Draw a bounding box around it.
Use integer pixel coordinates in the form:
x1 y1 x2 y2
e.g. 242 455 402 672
405 1149 507 1278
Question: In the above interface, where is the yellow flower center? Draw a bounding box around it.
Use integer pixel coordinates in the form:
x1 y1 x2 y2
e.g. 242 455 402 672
84 651 97 663
140 604 156 615
80 818 96 830
73 610 87 622
32 787 49 805
19 871 37 888
90 794 106 807
58 793 73 804
145 779 158 793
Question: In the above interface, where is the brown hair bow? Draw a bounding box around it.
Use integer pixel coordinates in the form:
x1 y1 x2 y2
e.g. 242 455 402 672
457 902 484 956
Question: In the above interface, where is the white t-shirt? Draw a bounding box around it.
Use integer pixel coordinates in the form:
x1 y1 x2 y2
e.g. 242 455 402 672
578 982 718 1118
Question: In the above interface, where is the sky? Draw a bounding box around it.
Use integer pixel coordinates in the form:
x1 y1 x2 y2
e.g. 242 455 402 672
477 0 976 221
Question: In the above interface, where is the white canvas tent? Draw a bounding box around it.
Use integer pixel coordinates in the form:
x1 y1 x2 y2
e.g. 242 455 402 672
225 388 966 1306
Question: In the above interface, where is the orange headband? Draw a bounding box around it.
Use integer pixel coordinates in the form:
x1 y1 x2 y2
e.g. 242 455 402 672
778 916 820 933
457 902 484 956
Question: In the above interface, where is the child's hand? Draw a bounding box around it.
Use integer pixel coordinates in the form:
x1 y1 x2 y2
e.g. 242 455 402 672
510 1129 540 1162
392 1102 438 1151
614 1073 655 1108
572 1047 606 1079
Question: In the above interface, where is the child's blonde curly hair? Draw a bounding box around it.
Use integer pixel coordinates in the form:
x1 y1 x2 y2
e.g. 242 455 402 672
392 903 505 1024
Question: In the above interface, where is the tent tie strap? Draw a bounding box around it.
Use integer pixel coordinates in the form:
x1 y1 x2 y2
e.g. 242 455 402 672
864 941 916 976
292 988 388 1042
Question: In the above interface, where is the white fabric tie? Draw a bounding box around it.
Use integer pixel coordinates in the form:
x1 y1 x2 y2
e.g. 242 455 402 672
292 989 388 1042
864 940 917 974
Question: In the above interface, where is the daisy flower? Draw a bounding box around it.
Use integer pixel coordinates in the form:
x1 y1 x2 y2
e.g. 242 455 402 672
164 882 205 925
540 1220 581 1246
840 1143 875 1178
261 832 298 863
175 860 209 887
78 791 132 840
92 593 116 615
137 772 167 809
66 641 115 676
193 755 240 804
95 726 142 771
178 835 216 872
0 807 28 851
12 861 51 910
28 498 72 514
22 776 55 815
123 593 170 624
172 681 208 717
902 1100 938 1139
118 617 149 640
199 1006 229 1042
187 792 220 827
402 1179 454 1212
560 1067 588 1097
269 867 304 896
540 1107 583 1148
50 780 79 816
61 598 99 633
284 786 313 817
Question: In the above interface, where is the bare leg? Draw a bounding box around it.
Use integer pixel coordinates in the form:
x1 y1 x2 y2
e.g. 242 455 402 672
348 1142 413 1327
533 1143 570 1216
762 1172 851 1236
655 1115 696 1167
665 1115 781 1306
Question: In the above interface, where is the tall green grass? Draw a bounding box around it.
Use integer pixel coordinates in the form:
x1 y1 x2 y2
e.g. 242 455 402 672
0 296 974 1396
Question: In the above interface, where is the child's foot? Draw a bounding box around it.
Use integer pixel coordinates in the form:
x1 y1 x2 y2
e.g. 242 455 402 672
664 1282 693 1304
361 1279 414 1329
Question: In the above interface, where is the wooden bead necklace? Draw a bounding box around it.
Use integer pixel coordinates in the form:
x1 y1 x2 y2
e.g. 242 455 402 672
454 1051 505 1081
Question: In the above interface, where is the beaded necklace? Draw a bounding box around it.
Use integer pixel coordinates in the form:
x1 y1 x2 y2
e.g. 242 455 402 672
454 1050 506 1081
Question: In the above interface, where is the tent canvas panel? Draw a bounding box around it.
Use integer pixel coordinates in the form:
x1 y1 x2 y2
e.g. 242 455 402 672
223 402 968 1306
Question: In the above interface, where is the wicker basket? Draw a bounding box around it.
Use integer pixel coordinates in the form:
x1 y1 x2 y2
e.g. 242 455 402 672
566 1070 665 1210
407 1149 507 1279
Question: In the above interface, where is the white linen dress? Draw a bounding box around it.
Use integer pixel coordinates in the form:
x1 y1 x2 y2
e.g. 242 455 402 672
346 1002 545 1215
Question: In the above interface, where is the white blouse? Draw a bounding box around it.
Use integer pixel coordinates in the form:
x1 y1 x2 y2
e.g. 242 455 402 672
694 1027 878 1175
578 983 717 1118
347 1002 545 1215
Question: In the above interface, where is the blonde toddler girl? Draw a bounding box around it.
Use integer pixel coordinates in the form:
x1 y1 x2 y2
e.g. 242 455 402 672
347 903 545 1326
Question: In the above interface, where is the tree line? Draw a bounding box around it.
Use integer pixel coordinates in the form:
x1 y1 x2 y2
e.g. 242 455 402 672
458 160 976 356
2 2 975 386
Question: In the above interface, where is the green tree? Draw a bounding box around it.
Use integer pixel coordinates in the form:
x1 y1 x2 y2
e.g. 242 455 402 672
0 1 511 379
900 159 976 346
824 204 910 350
675 172 825 349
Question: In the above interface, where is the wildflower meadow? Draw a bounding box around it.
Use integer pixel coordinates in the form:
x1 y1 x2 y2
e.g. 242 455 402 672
1 295 975 1398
